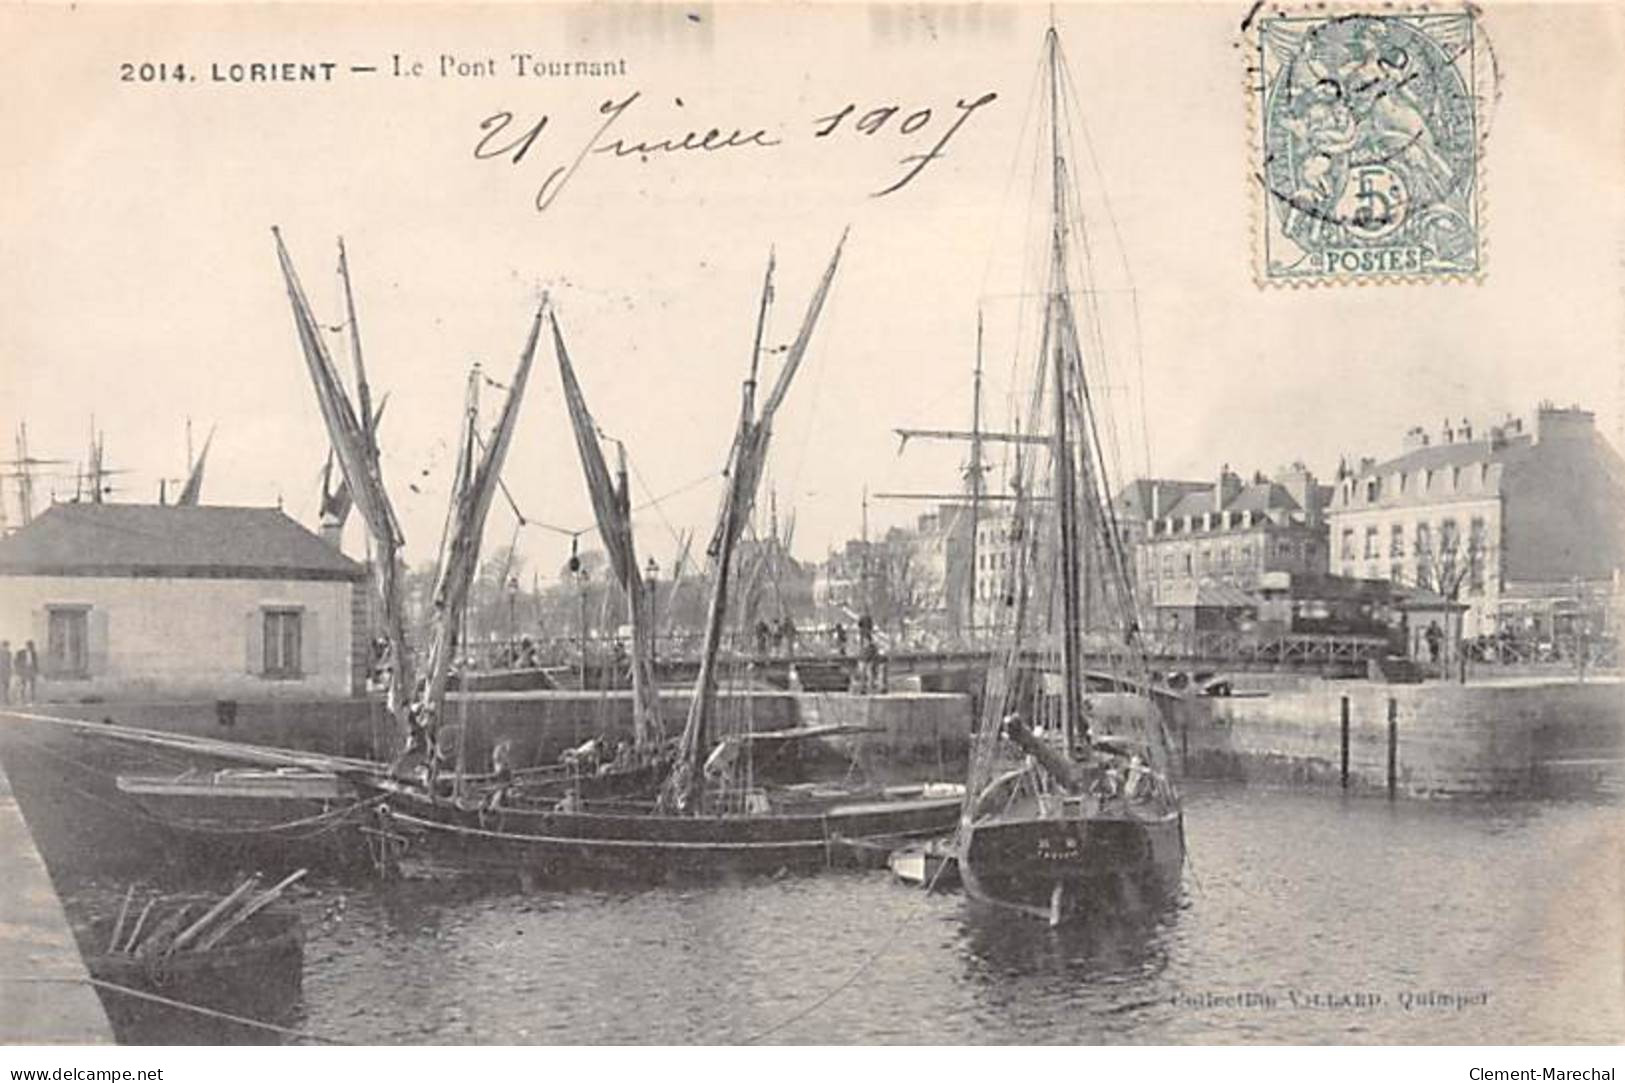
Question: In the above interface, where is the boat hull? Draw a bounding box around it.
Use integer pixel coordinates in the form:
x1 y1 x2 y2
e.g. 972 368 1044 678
959 808 1183 924
377 786 963 880
113 770 373 869
81 907 304 1044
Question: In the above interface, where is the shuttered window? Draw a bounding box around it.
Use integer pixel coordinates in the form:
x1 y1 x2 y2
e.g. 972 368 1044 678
263 609 303 678
46 606 89 678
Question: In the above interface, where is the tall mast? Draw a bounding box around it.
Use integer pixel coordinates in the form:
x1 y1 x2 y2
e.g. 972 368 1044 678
15 425 34 525
860 484 871 617
337 239 376 458
669 233 845 813
967 311 984 641
1046 25 1088 752
678 252 774 812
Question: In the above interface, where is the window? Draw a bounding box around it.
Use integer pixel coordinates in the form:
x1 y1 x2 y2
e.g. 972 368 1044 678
1363 526 1379 559
263 609 303 679
46 606 89 678
1468 517 1488 594
1389 562 1406 585
1340 528 1355 560
1390 524 1405 557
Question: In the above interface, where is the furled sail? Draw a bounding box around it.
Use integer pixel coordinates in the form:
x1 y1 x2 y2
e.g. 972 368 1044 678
552 314 664 751
412 305 543 752
319 397 386 528
271 228 414 745
664 231 847 813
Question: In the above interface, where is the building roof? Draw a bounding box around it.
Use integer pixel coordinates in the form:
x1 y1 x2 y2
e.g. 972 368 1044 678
0 503 366 581
1162 489 1217 520
1154 481 1302 522
1362 433 1533 479
1114 478 1208 520
1226 482 1302 515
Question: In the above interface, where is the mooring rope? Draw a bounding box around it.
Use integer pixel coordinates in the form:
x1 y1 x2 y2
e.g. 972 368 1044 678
1 975 344 1045
736 846 956 1044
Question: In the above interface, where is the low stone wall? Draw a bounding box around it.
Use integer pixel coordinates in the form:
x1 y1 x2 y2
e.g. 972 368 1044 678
24 690 803 770
796 692 973 779
1181 677 1625 797
0 757 113 1042
11 676 1620 799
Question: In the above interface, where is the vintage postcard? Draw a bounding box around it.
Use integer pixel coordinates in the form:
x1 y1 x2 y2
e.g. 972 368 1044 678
0 0 1621 1063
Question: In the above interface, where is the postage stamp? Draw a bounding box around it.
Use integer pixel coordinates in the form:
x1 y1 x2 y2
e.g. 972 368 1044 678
1252 8 1486 285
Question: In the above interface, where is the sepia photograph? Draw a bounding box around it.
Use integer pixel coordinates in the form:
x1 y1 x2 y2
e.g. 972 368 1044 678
0 0 1620 1061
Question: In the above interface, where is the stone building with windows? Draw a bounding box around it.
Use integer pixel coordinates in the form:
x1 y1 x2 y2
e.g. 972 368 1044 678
0 503 367 701
1130 465 1331 629
1325 405 1625 639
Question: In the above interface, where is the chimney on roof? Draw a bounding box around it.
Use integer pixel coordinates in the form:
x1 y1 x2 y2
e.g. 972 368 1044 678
1402 426 1430 451
1274 463 1319 519
1216 465 1242 511
1150 482 1162 520
1442 419 1455 444
1535 403 1595 444
1459 418 1473 442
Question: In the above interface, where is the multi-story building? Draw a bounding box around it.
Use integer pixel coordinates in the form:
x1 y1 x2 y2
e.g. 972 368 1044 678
1325 405 1625 638
814 504 966 638
1130 465 1331 628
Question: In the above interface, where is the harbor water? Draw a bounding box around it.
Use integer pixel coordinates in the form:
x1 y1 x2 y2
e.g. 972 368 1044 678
51 780 1623 1045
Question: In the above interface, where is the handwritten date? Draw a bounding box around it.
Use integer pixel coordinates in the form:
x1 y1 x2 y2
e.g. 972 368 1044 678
475 89 997 213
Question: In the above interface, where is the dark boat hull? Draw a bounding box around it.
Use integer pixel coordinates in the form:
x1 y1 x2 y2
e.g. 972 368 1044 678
112 770 374 870
959 809 1184 924
377 785 963 880
82 907 304 1044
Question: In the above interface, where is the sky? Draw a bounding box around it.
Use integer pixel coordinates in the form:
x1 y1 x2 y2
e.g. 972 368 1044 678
2 1 1621 581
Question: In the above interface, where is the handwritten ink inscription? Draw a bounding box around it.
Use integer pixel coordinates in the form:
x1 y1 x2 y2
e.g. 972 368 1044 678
475 89 998 212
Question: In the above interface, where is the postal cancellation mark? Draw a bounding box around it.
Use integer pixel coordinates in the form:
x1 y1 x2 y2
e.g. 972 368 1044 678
1253 9 1484 285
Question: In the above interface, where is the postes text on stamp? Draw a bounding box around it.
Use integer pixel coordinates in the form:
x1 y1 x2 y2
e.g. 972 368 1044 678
1253 9 1484 285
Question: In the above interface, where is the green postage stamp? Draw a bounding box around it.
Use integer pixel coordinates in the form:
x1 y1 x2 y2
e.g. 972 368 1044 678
1252 8 1489 285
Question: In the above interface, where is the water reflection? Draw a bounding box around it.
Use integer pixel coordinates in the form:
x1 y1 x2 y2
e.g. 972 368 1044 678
34 782 1625 1044
957 894 1178 981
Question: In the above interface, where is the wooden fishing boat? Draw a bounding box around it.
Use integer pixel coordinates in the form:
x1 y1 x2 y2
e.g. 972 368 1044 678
373 777 962 879
362 238 971 879
79 877 306 1043
112 767 371 865
955 23 1185 926
116 767 359 821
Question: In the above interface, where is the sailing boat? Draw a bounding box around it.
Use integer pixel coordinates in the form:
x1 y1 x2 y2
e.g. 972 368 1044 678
956 25 1184 925
367 236 962 880
105 237 539 855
